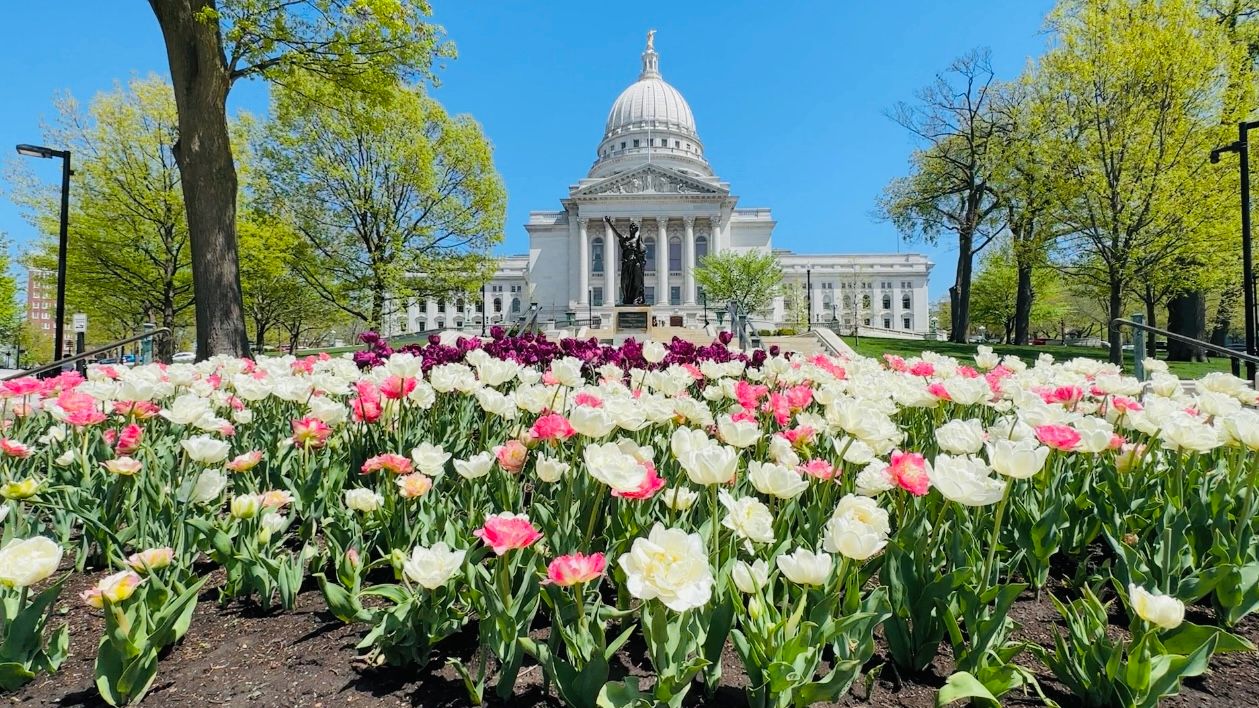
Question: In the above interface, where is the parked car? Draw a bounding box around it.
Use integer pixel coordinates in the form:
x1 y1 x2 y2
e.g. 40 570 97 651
172 351 196 363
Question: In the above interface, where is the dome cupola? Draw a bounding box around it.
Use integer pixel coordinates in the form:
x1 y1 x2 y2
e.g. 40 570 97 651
589 31 711 179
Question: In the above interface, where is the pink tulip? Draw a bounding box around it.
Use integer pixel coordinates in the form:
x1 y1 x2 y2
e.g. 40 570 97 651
495 440 528 474
1035 424 1081 452
889 450 930 496
380 375 417 401
798 458 836 481
0 439 33 459
226 450 264 472
611 462 665 500
545 552 607 586
474 512 543 555
361 453 414 475
573 392 603 408
530 413 576 442
292 417 332 448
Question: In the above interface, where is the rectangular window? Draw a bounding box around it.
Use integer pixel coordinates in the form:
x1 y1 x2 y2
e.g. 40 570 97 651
645 286 655 303
633 139 640 147
592 287 603 307
903 316 912 330
884 318 892 329
670 286 681 306
674 140 681 148
669 239 682 272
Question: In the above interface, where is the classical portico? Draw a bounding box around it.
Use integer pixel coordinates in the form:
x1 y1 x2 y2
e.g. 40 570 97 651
525 34 771 327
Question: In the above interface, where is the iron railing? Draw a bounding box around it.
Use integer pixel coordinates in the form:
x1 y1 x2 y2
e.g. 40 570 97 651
1111 316 1259 382
4 327 172 381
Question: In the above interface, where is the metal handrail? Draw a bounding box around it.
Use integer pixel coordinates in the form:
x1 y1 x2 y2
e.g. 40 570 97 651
3 327 172 380
1111 318 1259 364
1111 317 1259 382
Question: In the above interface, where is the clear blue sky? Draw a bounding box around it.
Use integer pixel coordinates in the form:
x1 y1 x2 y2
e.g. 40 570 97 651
0 0 1055 301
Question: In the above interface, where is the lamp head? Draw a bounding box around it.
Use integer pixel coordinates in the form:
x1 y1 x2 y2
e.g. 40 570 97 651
1211 149 1222 164
15 144 68 160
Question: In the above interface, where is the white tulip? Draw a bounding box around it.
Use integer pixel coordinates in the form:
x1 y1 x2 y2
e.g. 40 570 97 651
411 443 452 476
731 559 769 594
776 548 833 587
823 495 891 559
661 486 699 511
583 442 648 493
679 441 738 486
404 542 467 589
718 492 775 543
180 435 230 465
535 455 569 483
1129 584 1184 630
927 455 1006 507
344 488 384 513
618 524 713 611
569 406 616 438
935 419 987 455
643 340 667 364
0 537 63 588
987 439 1050 479
453 452 495 479
717 415 761 449
748 460 809 499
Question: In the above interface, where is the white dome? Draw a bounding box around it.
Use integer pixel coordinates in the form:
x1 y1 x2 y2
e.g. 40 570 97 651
603 77 696 139
590 32 710 178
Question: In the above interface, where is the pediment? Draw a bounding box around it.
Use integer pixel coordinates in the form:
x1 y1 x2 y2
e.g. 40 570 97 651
573 164 727 198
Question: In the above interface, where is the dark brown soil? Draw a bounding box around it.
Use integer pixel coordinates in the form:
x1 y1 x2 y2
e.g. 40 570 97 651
7 569 1259 707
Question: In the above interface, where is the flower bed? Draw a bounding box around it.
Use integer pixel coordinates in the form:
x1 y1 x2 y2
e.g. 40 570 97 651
1 331 1257 706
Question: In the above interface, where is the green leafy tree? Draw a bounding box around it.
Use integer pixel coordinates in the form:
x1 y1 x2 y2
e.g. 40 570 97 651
1038 0 1240 363
258 77 505 330
693 250 783 318
147 0 451 357
9 76 193 360
971 241 1072 342
880 49 1009 344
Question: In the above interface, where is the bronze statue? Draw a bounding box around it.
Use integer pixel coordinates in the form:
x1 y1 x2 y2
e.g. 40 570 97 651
604 216 645 305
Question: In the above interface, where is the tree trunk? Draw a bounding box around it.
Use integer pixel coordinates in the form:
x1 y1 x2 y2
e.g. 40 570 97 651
1013 258 1034 345
1211 283 1239 346
159 299 177 362
1143 282 1158 354
254 319 267 353
150 0 250 359
1107 277 1124 365
1167 291 1208 362
949 232 973 344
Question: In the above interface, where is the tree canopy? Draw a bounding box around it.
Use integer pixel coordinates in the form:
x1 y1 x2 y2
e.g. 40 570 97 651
693 250 784 318
257 76 506 329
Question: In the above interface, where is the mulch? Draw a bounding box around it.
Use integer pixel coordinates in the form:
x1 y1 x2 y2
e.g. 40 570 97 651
7 567 1259 707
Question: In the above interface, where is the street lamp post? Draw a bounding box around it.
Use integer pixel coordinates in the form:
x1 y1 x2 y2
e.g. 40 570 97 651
16 144 71 370
1212 120 1259 382
587 288 593 327
700 291 709 327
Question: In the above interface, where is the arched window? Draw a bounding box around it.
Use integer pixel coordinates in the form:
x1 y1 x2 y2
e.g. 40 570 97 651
476 300 484 314
882 294 891 310
902 294 912 310
668 237 682 272
493 297 502 314
695 235 709 263
644 237 656 273
861 294 871 309
511 298 521 314
456 298 465 313
592 237 604 274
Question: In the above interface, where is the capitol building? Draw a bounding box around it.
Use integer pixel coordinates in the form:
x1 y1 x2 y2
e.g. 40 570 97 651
399 34 932 335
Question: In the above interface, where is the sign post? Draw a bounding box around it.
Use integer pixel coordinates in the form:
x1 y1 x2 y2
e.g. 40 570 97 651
72 313 87 373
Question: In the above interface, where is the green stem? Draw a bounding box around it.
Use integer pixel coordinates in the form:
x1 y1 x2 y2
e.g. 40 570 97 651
981 484 1011 591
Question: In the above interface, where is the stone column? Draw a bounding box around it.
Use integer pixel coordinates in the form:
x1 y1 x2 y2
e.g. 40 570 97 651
605 221 617 307
578 218 589 305
710 214 722 255
683 217 696 305
656 217 669 306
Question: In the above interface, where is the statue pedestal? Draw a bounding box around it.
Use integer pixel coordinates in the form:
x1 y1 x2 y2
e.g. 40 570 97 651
613 306 653 336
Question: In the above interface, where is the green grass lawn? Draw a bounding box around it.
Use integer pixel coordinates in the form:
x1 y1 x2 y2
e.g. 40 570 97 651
840 335 1233 380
